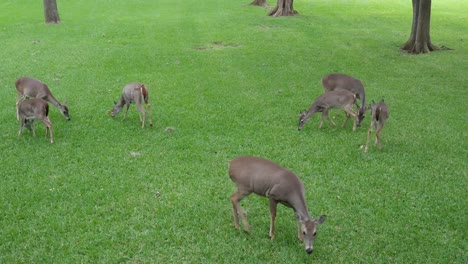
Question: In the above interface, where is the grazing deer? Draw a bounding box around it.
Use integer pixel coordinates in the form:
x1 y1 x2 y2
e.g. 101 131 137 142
229 156 326 254
15 77 70 121
364 99 389 152
18 98 54 144
110 82 153 128
298 90 357 131
322 73 366 126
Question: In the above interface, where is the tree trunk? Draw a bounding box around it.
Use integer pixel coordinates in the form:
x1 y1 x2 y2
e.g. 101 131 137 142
401 0 438 54
250 0 268 7
44 0 61 24
268 0 298 17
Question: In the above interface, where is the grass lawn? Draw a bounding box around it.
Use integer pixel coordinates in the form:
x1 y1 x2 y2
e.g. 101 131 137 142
0 0 466 262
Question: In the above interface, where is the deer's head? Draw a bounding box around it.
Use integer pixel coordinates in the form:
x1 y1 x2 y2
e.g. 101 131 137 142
357 107 366 127
59 101 70 121
111 100 122 117
298 111 308 131
302 215 326 254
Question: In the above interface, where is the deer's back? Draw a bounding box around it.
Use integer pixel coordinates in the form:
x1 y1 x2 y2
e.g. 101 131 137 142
229 156 304 199
16 77 51 98
122 82 147 103
314 90 355 108
19 98 49 118
322 73 364 95
374 102 389 121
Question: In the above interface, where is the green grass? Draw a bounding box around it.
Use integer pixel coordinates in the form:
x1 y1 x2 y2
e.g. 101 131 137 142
0 0 467 262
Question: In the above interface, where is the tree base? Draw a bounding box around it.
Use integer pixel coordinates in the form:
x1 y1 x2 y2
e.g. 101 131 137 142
267 7 298 17
401 41 439 54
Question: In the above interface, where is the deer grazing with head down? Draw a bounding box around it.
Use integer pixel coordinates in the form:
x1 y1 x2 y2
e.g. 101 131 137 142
229 156 326 254
298 90 357 131
15 77 70 121
18 98 54 144
109 82 153 128
364 99 389 152
322 73 366 127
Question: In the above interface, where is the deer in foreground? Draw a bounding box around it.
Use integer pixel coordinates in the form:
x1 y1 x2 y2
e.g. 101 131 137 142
322 73 366 126
18 98 54 144
298 90 357 131
109 82 153 128
15 77 70 121
364 99 389 152
229 156 326 254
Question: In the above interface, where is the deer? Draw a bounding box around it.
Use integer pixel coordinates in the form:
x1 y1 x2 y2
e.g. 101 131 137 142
298 90 357 131
364 99 389 152
15 77 70 121
322 73 367 127
229 156 326 254
17 98 54 144
109 82 153 128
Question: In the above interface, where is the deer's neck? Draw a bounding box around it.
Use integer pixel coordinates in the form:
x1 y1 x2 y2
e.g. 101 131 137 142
292 194 311 222
46 94 62 108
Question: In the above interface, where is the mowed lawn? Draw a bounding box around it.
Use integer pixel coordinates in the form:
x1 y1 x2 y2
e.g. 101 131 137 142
0 0 466 262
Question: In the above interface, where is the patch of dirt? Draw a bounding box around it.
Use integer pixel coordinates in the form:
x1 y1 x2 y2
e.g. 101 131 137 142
193 41 240 51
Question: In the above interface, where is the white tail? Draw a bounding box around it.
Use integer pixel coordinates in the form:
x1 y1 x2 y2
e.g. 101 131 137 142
15 77 70 121
110 82 153 128
229 156 326 254
322 73 366 126
364 99 389 152
18 98 54 144
298 90 357 131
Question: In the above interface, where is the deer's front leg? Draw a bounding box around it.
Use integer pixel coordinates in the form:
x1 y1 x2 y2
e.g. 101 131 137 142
123 103 130 120
269 199 277 240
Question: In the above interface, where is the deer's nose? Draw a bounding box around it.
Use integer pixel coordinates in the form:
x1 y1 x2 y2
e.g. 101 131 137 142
306 248 313 254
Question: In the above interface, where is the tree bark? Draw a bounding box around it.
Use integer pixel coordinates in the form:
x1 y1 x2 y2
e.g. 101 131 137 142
401 0 438 54
250 0 268 7
44 0 61 24
268 0 298 17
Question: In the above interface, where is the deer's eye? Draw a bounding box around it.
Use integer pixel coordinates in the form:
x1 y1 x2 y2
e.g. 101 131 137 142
303 231 306 235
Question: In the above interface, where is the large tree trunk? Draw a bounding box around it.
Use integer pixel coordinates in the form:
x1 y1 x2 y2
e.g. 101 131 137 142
401 0 438 54
44 0 61 24
268 0 298 17
250 0 268 7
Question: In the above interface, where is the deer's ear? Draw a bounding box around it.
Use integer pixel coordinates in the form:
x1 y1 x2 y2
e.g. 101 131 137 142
315 215 326 225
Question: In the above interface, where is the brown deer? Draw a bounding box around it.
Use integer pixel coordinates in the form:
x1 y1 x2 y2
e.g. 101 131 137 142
298 90 357 131
15 77 70 121
364 99 389 152
18 98 54 144
322 73 366 126
229 156 326 254
110 82 153 128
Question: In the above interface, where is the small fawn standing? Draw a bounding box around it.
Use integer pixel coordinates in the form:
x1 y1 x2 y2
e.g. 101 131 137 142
229 156 326 254
18 98 54 144
322 73 367 126
364 99 389 152
110 82 153 128
15 77 70 121
299 90 357 131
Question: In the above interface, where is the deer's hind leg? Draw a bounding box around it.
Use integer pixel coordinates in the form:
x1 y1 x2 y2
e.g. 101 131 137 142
135 103 146 128
40 118 53 144
375 124 384 149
